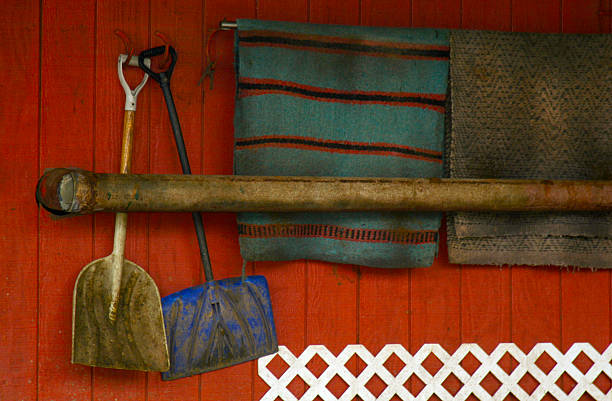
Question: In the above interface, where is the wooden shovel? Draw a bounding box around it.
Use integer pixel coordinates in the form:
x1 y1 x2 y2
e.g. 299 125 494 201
71 54 169 371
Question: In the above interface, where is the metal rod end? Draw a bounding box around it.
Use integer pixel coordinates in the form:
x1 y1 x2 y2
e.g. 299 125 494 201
219 20 237 30
36 168 96 216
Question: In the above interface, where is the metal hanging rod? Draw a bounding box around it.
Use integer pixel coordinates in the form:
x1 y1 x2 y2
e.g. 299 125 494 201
220 21 237 30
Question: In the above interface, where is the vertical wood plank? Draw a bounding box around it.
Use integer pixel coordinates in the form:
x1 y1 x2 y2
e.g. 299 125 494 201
359 268 410 395
146 0 204 399
253 260 307 400
412 0 461 28
306 263 358 397
310 0 360 25
560 1 611 395
361 0 411 27
560 273 610 361
461 261 511 401
257 0 308 22
513 0 561 32
562 0 604 33
249 1 309 400
38 0 96 399
92 1 150 399
202 0 257 400
203 0 255 178
511 269 561 338
0 1 39 400
459 4 512 399
606 0 612 33
462 0 512 30
409 222 461 395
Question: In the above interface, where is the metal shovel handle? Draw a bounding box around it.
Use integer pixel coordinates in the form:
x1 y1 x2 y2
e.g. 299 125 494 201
139 46 214 283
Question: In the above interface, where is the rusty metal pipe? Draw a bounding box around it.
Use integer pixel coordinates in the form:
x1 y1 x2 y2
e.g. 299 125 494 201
36 168 612 216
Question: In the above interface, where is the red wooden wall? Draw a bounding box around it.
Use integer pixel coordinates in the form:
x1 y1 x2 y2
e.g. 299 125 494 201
2 0 611 399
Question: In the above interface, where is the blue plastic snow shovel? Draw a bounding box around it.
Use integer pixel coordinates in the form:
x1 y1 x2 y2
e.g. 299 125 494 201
138 45 278 381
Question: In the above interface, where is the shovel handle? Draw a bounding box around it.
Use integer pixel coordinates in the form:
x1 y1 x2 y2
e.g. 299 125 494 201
139 46 214 283
138 45 177 83
108 110 134 321
119 111 135 173
109 53 146 322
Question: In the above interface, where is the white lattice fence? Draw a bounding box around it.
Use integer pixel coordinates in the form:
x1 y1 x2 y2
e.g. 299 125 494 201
258 343 612 401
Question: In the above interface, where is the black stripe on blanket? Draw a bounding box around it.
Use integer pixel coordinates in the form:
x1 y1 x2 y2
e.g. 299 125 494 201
236 136 443 162
238 34 450 59
238 80 446 109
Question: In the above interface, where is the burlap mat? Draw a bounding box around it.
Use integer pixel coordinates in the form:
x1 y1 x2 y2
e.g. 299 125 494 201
447 30 612 267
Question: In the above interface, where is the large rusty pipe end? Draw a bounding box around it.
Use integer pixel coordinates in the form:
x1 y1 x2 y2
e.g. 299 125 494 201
36 168 96 216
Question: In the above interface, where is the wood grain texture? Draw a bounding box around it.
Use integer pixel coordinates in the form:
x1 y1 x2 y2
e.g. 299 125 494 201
310 0 360 24
361 0 411 26
257 0 308 22
563 0 606 33
306 262 358 399
38 0 96 399
412 0 461 28
513 0 561 32
462 0 512 30
0 1 39 400
410 221 461 395
605 0 612 33
359 267 411 394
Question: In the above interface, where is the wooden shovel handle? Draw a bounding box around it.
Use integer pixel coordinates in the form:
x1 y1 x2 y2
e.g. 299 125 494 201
108 110 135 322
120 110 135 174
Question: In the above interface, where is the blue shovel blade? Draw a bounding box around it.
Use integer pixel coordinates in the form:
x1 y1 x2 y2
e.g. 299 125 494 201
161 275 278 380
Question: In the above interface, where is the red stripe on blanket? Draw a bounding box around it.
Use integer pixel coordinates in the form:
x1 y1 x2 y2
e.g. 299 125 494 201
238 223 438 245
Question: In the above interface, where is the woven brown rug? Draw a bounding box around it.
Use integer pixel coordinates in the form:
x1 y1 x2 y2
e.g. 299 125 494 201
447 30 612 268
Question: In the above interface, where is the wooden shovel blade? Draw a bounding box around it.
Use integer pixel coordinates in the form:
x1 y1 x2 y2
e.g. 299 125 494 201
72 258 170 371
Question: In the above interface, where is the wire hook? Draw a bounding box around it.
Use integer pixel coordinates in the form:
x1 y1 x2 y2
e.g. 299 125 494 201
199 28 223 90
114 29 135 63
154 30 173 71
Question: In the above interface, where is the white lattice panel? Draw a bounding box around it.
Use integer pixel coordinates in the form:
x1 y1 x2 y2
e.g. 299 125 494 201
258 343 612 401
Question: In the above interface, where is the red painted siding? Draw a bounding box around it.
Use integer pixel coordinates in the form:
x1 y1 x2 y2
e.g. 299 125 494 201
1 0 609 399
